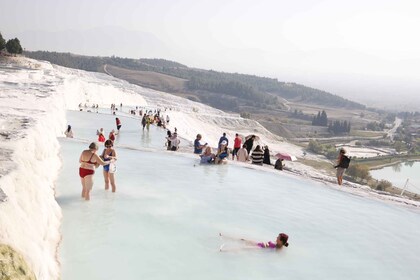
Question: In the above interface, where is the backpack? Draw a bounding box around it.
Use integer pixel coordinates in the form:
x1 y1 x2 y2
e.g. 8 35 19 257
340 155 351 168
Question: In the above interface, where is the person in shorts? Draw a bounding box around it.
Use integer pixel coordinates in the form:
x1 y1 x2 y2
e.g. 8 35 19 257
232 133 242 160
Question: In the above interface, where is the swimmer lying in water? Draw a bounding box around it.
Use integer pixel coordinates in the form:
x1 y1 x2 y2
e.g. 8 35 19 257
219 232 289 251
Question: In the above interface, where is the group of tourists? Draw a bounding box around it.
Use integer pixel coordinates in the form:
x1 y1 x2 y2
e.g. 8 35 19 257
74 104 291 251
141 112 169 131
193 133 285 170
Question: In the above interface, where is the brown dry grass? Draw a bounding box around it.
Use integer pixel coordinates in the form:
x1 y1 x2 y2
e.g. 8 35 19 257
105 65 187 92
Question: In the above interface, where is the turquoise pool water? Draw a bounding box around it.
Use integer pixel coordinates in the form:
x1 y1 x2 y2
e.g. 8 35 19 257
56 111 420 280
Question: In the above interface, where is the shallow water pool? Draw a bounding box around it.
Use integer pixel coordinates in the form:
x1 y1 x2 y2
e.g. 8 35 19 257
56 111 420 280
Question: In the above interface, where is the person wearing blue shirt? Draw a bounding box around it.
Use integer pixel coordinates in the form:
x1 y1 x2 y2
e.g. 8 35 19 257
194 134 207 154
218 132 229 147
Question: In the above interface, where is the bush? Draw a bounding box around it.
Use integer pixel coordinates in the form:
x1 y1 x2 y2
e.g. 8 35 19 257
240 112 251 119
375 180 393 191
346 164 371 181
307 139 323 154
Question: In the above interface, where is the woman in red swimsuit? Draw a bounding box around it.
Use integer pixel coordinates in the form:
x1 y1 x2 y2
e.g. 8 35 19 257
79 142 106 200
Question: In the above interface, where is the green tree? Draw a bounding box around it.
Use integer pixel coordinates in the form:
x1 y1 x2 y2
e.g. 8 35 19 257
320 110 328 126
5 38 23 54
394 141 405 153
0 32 6 51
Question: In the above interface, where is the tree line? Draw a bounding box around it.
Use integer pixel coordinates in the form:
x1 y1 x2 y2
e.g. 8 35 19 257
312 110 328 126
0 32 23 55
328 120 351 134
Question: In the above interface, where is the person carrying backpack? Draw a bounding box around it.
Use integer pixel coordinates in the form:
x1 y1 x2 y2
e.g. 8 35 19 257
334 148 350 186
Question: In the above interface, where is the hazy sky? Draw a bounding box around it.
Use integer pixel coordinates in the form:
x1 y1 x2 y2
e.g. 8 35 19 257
2 0 420 109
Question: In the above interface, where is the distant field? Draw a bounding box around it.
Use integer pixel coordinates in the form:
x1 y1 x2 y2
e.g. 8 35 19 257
104 64 187 92
349 130 385 138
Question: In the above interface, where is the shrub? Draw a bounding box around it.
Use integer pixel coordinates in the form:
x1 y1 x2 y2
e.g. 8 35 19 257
346 164 371 181
375 180 393 191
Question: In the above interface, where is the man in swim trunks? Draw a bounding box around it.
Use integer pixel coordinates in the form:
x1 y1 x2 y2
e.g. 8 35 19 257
79 142 106 200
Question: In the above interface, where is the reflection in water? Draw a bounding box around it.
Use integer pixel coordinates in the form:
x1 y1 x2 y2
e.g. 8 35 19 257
141 130 151 145
404 161 415 167
392 163 402 172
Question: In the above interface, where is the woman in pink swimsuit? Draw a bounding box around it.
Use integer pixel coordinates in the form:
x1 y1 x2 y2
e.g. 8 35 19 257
79 142 106 200
219 232 289 251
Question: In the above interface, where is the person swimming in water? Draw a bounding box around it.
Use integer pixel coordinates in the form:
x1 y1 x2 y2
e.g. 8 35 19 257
79 142 107 200
219 232 289 251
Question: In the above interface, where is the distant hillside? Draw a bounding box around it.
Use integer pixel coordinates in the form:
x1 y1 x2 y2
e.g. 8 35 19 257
25 51 365 111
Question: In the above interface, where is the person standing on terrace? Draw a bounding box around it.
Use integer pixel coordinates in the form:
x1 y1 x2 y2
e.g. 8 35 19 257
218 132 229 148
232 133 242 160
334 148 350 186
237 144 249 162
